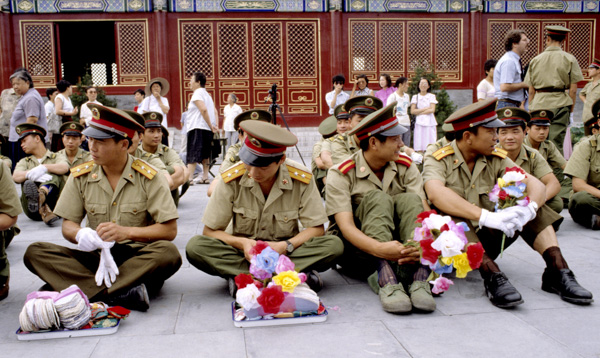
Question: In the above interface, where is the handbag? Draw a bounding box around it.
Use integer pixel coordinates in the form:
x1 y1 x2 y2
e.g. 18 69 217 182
47 111 61 134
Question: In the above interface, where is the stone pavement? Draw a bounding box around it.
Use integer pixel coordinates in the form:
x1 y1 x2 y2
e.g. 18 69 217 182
1 174 599 358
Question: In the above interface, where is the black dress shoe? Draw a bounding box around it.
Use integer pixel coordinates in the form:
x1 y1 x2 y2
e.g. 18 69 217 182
107 284 150 311
541 268 594 305
305 270 323 293
228 278 237 298
484 272 524 308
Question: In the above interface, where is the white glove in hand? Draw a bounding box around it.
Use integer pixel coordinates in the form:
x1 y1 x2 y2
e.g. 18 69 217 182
410 152 423 164
26 165 48 181
505 202 538 228
76 228 105 252
95 247 119 288
35 174 53 183
479 209 520 237
569 112 574 125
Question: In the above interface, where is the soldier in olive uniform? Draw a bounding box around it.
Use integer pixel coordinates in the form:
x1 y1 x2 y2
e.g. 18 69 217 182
0 135 11 169
524 25 584 154
326 102 435 313
565 100 600 230
312 115 338 194
186 117 343 294
57 121 92 169
423 98 592 308
23 104 181 311
496 108 563 214
12 124 69 225
0 161 22 300
579 58 600 123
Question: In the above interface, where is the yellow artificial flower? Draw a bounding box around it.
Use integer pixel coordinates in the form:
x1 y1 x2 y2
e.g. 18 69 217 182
498 178 506 188
441 257 453 266
452 253 472 278
272 270 301 293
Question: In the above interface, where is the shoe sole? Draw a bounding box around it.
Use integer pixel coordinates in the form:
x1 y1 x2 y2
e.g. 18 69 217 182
23 181 39 213
44 215 60 226
541 284 594 305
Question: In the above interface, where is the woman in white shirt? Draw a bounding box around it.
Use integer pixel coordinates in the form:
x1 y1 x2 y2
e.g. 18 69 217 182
137 77 170 128
54 80 77 123
477 59 497 101
79 86 101 127
223 93 243 150
387 76 411 146
410 78 438 152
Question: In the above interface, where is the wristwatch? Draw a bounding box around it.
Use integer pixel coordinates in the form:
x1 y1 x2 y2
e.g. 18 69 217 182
285 240 294 254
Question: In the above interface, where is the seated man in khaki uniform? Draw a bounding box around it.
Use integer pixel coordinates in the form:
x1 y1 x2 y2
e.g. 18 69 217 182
312 114 339 194
496 108 563 214
0 161 22 300
57 121 92 169
326 102 433 314
24 104 181 311
0 135 11 169
12 124 69 225
186 115 343 295
423 98 592 308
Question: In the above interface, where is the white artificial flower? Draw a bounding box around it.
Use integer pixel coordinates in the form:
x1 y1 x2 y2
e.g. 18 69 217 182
502 171 526 183
431 231 465 258
236 284 261 310
423 214 452 231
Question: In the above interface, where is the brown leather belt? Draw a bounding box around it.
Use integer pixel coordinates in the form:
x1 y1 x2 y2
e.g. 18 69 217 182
535 87 566 93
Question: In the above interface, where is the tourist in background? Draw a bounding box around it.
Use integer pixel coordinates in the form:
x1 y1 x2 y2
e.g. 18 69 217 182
477 59 497 101
387 77 411 146
325 74 350 115
222 93 242 150
54 80 77 123
137 78 170 128
410 78 438 152
133 89 145 112
350 74 374 98
375 74 396 104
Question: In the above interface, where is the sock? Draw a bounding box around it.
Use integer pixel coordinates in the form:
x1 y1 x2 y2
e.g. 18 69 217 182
542 246 569 271
377 260 398 287
413 266 430 282
41 185 51 194
479 253 500 279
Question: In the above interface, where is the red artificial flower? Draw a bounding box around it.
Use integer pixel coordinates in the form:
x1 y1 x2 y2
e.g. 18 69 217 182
420 238 442 264
416 210 437 223
440 224 449 232
505 166 526 175
249 241 269 256
467 242 484 269
257 285 285 314
234 273 255 289
253 280 264 289
498 190 508 201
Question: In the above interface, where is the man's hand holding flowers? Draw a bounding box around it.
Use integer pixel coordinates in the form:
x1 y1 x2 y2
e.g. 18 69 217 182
478 209 521 238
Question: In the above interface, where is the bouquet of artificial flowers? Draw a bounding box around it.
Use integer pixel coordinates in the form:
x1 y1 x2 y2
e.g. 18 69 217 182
413 210 484 294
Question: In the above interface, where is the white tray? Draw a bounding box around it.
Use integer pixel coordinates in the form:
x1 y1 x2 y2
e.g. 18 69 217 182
232 302 327 328
16 320 121 340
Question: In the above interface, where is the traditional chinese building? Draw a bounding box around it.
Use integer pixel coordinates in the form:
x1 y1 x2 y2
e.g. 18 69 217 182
0 0 598 126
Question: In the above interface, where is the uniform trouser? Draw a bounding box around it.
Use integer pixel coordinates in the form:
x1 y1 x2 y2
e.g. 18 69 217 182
312 168 327 196
171 188 180 207
0 227 18 279
185 235 344 278
442 205 563 261
546 195 564 215
20 174 62 221
23 240 182 299
568 191 600 229
548 106 570 155
555 166 572 203
328 190 424 283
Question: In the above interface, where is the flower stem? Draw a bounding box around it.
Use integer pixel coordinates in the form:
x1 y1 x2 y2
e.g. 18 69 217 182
500 233 506 258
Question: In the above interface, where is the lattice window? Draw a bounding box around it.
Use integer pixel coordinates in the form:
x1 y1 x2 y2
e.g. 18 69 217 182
567 22 592 74
379 22 404 73
117 22 147 75
182 23 213 78
219 23 248 78
435 22 459 72
91 63 107 86
516 22 540 66
252 23 281 78
407 22 432 71
351 22 376 73
287 23 316 78
22 23 55 80
488 22 513 61
112 63 118 85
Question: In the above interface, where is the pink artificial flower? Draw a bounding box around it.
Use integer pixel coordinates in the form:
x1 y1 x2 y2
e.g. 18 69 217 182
298 273 307 283
489 185 501 202
249 256 272 280
516 197 530 207
275 255 295 274
413 226 433 242
429 276 454 294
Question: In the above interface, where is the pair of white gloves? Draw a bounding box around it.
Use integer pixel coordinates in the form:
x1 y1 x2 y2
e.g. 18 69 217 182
76 228 119 288
479 202 539 238
26 165 52 183
410 152 423 164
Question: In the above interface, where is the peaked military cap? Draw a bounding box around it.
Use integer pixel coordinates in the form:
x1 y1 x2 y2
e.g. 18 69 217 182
442 97 505 132
318 115 337 137
588 58 600 69
546 25 570 36
16 123 46 140
496 107 530 127
344 96 383 116
529 109 554 126
233 109 271 131
123 110 146 132
142 112 163 128
83 104 144 139
239 120 297 167
334 104 350 120
60 121 85 136
349 101 407 141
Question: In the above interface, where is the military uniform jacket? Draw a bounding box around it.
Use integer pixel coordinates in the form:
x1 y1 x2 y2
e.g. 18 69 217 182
423 140 517 226
53 155 178 230
498 144 552 180
320 133 358 166
203 158 326 241
133 147 166 172
564 134 600 188
0 161 22 218
326 150 425 216
142 144 185 175
14 149 68 173
580 80 600 122
219 142 242 173
523 136 566 170
524 46 584 110
311 138 324 173
58 147 92 169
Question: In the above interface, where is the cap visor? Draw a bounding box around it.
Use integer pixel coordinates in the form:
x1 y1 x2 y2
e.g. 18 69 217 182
380 124 407 136
529 120 550 126
482 118 506 129
82 126 115 139
239 146 283 167
62 131 83 136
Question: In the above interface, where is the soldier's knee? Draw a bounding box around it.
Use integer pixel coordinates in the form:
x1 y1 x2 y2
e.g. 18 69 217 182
23 242 52 266
185 235 213 263
363 190 393 207
323 235 344 258
151 241 182 269
570 191 597 208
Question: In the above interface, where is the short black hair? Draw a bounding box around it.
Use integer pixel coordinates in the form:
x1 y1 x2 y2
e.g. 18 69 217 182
394 76 408 87
45 88 58 99
484 59 497 75
454 127 479 142
193 72 207 87
134 89 145 96
332 74 345 85
359 133 387 151
357 74 369 84
380 74 392 88
56 80 71 93
86 86 97 94
419 77 432 92
548 33 566 43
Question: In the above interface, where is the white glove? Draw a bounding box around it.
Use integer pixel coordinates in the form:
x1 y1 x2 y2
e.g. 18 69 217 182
410 152 423 164
479 209 520 237
569 112 574 125
504 202 538 228
35 174 53 183
95 247 119 288
76 228 104 252
26 165 48 181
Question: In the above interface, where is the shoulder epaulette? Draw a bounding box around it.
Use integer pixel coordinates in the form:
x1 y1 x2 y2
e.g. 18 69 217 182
491 147 508 159
591 139 597 147
132 159 157 180
71 160 95 177
395 154 412 167
221 162 245 183
287 164 312 184
433 145 454 161
338 159 356 174
50 153 56 159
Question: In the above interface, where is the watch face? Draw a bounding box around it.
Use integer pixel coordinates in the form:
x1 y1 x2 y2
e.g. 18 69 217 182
286 242 294 253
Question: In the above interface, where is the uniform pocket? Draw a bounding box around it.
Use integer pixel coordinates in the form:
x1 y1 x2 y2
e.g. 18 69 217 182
233 206 257 235
119 202 148 227
274 210 299 240
85 203 109 229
